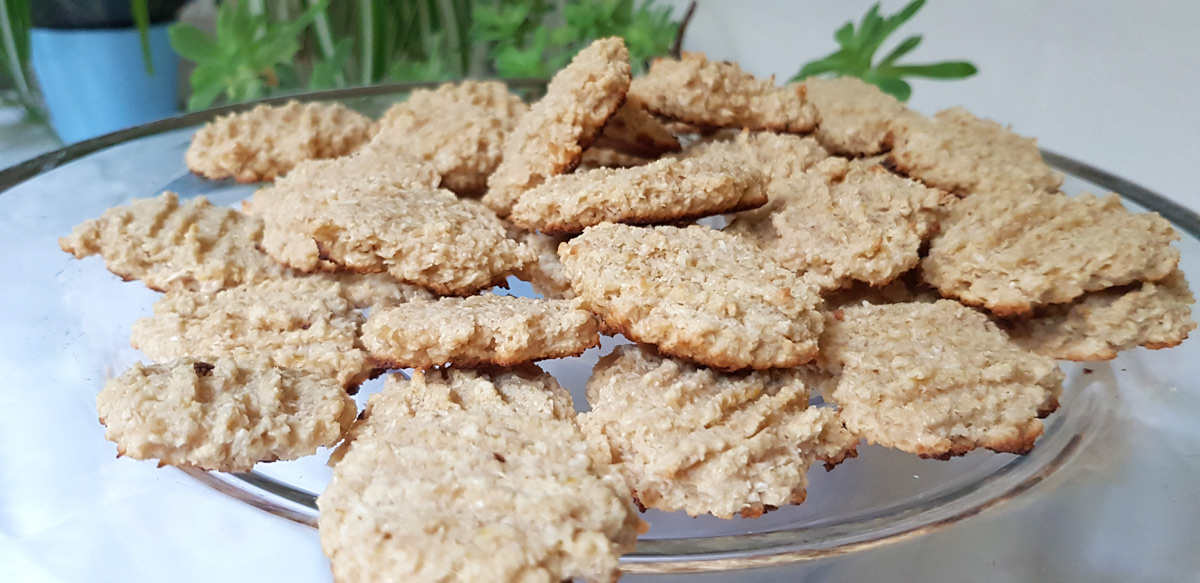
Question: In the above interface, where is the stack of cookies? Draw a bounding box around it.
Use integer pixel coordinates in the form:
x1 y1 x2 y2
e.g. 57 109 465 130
60 37 1194 583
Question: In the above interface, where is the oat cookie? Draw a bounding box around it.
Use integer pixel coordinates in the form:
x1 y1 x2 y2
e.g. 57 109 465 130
629 52 815 133
516 231 575 299
483 38 632 216
509 147 768 234
368 81 528 196
559 223 824 370
97 357 355 472
186 101 374 183
318 367 641 583
60 192 289 293
330 272 435 309
248 149 441 272
282 185 533 295
1001 269 1196 361
889 107 1061 195
577 147 653 170
727 157 948 290
803 76 905 155
819 300 1064 459
581 345 857 518
592 95 681 158
923 190 1180 316
130 278 373 388
362 295 599 369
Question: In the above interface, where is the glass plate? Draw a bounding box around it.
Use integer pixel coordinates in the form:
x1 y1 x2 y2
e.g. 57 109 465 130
4 83 1199 582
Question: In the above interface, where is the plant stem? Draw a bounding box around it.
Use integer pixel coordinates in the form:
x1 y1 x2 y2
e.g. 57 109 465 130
308 0 346 86
0 0 30 99
358 0 373 83
435 0 462 76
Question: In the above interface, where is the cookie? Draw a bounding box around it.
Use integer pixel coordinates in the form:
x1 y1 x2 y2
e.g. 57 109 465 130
515 231 575 299
331 272 435 310
59 191 289 293
361 295 599 369
559 223 824 370
368 81 528 196
577 147 654 170
802 76 905 155
97 357 355 472
580 345 858 518
1001 269 1196 361
186 101 375 183
318 366 641 583
509 146 768 234
727 157 948 290
483 38 632 216
130 278 373 388
591 95 681 158
819 300 1064 459
923 190 1180 316
889 107 1062 195
629 52 815 132
248 148 442 273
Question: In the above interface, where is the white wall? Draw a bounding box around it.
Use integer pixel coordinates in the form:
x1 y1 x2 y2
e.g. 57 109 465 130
667 0 1200 209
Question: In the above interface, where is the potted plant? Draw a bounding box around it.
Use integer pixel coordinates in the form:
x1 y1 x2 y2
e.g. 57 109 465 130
29 0 187 142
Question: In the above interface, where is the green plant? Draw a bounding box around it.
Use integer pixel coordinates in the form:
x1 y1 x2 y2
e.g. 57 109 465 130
171 0 682 110
789 0 976 101
0 0 41 120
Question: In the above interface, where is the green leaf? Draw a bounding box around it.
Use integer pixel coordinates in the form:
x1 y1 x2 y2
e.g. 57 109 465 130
864 74 912 101
833 22 854 46
169 24 221 64
882 61 978 79
187 81 224 111
789 51 848 82
878 34 921 68
188 62 225 92
857 4 883 52
132 0 153 74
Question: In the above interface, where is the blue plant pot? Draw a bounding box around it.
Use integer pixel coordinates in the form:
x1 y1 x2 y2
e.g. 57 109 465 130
31 23 179 144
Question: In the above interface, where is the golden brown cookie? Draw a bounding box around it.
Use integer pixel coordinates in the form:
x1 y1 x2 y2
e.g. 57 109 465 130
581 345 858 518
802 76 906 155
629 52 815 132
318 366 642 583
97 357 355 472
559 223 824 370
59 192 289 293
1000 269 1196 361
130 278 373 388
515 231 576 299
889 107 1062 195
509 146 768 234
368 81 528 196
819 300 1064 459
727 157 948 290
186 101 375 183
591 95 681 158
483 38 632 216
361 295 599 369
923 190 1180 316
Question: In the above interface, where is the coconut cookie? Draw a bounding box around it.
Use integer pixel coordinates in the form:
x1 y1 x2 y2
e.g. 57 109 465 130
368 80 529 196
592 96 681 158
577 147 653 170
1001 269 1196 361
248 149 442 272
509 147 768 234
727 157 948 290
923 190 1180 317
281 185 533 295
361 295 599 369
318 367 642 583
59 192 290 293
516 231 576 299
629 52 815 133
483 38 632 216
581 345 858 519
130 278 373 388
559 223 824 370
186 101 375 183
97 357 355 472
802 76 905 156
819 300 1064 459
889 107 1061 195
